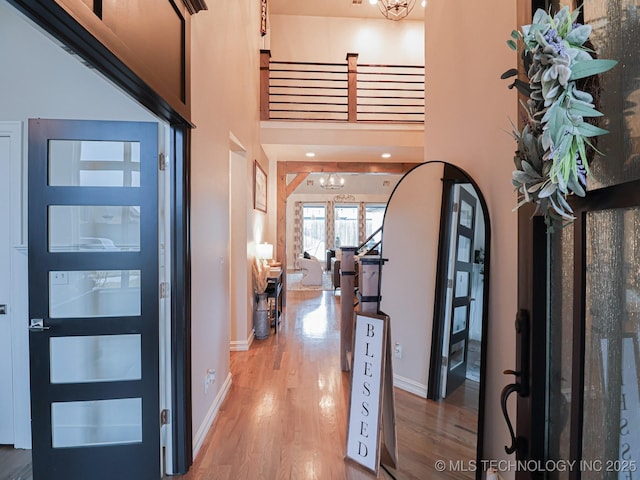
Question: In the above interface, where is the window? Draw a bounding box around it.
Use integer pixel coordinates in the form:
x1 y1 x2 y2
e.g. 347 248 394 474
302 204 325 257
365 203 385 238
334 204 358 248
362 203 385 251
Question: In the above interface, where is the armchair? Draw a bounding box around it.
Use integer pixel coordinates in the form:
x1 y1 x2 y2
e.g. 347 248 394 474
298 255 323 286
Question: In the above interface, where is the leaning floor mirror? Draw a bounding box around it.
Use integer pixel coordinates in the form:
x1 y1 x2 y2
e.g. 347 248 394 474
379 161 490 480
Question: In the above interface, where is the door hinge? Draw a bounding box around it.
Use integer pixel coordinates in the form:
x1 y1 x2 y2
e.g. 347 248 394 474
159 153 168 171
160 409 170 425
453 202 459 213
447 278 454 289
160 282 169 299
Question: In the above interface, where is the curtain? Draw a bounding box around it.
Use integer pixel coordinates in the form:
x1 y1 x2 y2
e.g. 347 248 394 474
293 201 303 269
326 200 335 250
358 202 366 246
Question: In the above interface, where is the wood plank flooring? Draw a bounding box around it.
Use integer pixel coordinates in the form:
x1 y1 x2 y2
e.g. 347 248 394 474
0 289 479 480
176 290 478 480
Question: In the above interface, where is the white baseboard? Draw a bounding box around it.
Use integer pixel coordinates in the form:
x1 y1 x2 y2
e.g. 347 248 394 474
230 330 254 351
192 372 232 459
393 374 428 398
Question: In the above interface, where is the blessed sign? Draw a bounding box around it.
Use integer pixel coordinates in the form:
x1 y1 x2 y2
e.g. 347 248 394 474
345 312 388 474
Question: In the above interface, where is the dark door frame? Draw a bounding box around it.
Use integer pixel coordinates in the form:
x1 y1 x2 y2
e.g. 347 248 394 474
8 1 193 474
428 164 475 400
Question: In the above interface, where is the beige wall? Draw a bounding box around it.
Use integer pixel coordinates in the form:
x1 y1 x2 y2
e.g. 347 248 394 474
425 0 518 475
380 163 444 396
190 1 271 455
267 14 424 64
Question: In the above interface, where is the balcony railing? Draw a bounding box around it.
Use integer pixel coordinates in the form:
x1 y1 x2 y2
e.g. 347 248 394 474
260 50 424 123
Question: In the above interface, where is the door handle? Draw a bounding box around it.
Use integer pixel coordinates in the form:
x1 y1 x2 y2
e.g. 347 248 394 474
499 309 530 456
29 318 51 332
501 371 523 455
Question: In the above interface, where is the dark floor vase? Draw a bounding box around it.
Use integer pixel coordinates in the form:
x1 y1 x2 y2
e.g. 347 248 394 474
254 293 270 339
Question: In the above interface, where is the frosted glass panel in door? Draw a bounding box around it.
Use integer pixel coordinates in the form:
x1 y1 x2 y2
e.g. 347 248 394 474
547 223 574 478
49 270 141 318
452 306 467 334
457 236 471 262
450 340 466 369
459 199 474 229
48 140 140 187
51 398 142 448
50 335 141 383
49 205 140 252
582 208 640 479
455 271 470 298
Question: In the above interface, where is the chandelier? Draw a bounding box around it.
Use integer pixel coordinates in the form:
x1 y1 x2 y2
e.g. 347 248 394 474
319 173 345 190
376 0 416 21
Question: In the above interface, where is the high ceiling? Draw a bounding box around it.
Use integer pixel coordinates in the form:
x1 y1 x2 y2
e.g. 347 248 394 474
263 0 426 194
268 0 426 21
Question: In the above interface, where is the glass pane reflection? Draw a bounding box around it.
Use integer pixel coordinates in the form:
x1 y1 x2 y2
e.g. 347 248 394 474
582 207 640 479
50 335 141 384
457 236 471 263
49 140 140 187
547 223 574 479
49 206 140 252
450 340 466 370
52 398 142 448
49 270 141 318
452 306 467 334
460 200 474 229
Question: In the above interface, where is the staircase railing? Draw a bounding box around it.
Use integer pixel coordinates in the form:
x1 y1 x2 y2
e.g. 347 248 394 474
260 50 424 124
357 226 383 256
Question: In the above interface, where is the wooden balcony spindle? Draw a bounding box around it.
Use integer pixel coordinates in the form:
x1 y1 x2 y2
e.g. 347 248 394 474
346 53 358 122
260 49 271 120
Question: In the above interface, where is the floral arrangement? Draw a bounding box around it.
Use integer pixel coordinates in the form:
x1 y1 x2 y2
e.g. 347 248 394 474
503 7 617 226
252 257 269 294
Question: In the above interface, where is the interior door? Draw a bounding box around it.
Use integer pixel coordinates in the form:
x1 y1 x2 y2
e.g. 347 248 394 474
445 186 476 396
28 119 160 480
0 133 14 444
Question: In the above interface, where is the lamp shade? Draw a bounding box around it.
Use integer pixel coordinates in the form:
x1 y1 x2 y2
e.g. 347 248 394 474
256 242 273 260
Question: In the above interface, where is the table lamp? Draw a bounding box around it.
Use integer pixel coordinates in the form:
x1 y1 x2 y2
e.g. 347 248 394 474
256 242 274 266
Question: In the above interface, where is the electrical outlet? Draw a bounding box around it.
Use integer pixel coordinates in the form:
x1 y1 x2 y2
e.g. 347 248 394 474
393 342 402 359
204 368 216 393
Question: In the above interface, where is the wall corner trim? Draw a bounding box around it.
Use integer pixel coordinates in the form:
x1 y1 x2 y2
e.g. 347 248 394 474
393 374 428 398
192 372 232 458
230 331 254 352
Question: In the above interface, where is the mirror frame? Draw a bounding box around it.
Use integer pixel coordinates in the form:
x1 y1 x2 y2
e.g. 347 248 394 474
380 160 491 479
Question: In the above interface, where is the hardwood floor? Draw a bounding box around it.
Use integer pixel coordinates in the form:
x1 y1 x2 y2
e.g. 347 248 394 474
0 445 31 480
177 290 478 480
0 290 479 480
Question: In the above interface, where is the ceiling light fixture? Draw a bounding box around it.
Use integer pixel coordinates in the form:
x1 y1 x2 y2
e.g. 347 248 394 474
305 152 316 157
381 153 391 159
319 173 345 190
377 0 416 21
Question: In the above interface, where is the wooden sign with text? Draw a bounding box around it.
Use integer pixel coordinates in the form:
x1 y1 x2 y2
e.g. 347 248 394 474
345 311 397 475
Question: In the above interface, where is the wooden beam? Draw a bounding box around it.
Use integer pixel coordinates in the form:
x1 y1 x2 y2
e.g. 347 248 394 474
276 162 288 304
260 50 271 121
281 161 421 174
346 53 358 122
286 173 310 198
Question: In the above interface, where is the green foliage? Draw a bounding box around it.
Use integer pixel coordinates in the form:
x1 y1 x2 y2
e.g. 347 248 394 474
503 6 617 225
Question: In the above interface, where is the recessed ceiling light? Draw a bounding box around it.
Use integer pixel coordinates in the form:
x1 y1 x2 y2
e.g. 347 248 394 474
422 0 427 7
368 0 377 5
305 152 315 158
381 153 391 159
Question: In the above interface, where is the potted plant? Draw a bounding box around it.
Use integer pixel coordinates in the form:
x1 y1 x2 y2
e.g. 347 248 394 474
252 257 270 339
